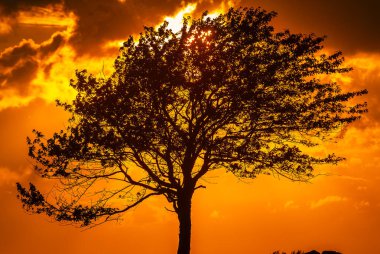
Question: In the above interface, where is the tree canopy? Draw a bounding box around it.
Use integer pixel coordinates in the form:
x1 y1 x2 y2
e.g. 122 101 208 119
17 7 367 254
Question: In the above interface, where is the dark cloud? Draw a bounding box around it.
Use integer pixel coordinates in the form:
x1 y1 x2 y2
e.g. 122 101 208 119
242 0 380 54
0 59 39 95
0 39 39 94
0 0 379 55
64 0 219 56
0 39 37 67
39 32 65 56
0 32 65 94
0 33 64 67
62 0 380 55
0 23 65 53
0 0 226 56
0 0 62 14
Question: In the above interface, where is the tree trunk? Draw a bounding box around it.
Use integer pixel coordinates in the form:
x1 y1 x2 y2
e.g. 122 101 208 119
176 193 192 254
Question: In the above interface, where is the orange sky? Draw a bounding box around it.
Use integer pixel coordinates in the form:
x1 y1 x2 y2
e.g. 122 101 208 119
0 1 379 253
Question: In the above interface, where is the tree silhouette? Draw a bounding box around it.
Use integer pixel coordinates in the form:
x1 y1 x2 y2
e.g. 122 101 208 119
17 7 367 254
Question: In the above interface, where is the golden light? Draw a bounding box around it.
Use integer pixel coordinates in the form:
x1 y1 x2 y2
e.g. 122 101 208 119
103 40 126 50
17 5 75 28
35 44 117 104
0 90 35 110
162 3 197 33
204 11 222 20
33 45 76 104
346 53 380 70
105 3 226 50
0 17 12 35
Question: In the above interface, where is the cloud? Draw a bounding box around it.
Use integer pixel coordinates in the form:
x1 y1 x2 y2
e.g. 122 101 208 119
0 31 66 67
242 0 380 54
310 195 348 209
0 167 20 185
355 200 370 210
0 0 62 15
357 186 368 191
0 167 31 187
64 0 229 56
1 0 380 56
346 55 380 127
0 16 13 35
66 0 380 56
16 4 74 27
1 0 233 56
0 39 38 67
0 58 39 95
0 0 234 109
40 31 66 55
284 200 298 209
0 32 66 96
313 53 380 129
321 54 380 128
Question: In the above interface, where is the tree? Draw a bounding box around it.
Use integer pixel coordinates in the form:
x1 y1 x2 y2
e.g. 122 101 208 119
17 7 367 254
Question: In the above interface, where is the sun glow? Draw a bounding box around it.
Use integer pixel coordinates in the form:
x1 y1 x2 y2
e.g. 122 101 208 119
162 3 197 33
204 11 222 20
103 40 126 50
105 3 224 49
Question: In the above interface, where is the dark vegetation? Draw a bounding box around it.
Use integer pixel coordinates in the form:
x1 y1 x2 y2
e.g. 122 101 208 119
273 250 342 254
17 7 366 254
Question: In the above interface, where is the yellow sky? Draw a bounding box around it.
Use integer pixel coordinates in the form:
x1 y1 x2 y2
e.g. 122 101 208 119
0 1 379 254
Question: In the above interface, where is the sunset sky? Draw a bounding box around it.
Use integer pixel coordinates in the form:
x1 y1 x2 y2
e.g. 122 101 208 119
1 1 379 253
